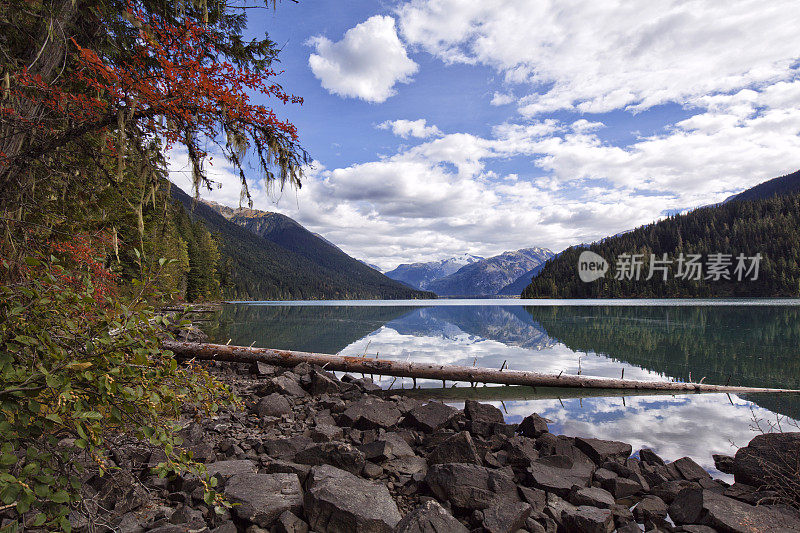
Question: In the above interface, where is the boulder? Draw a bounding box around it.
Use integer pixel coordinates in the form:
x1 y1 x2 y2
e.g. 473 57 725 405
560 505 614 533
309 424 343 443
268 375 308 398
713 453 736 474
574 437 632 465
310 369 342 395
427 431 482 465
394 500 469 533
304 465 402 533
464 400 504 436
632 495 668 522
359 432 415 462
205 459 258 485
669 487 800 533
250 361 277 377
263 436 314 460
262 460 313 483
527 455 592 497
384 455 428 477
276 510 309 533
672 456 712 481
501 435 539 467
602 476 642 499
482 501 532 533
340 397 402 430
254 393 291 417
425 463 518 510
639 448 665 466
517 413 550 438
403 402 459 433
294 442 366 476
224 473 303 528
568 486 615 509
733 432 800 488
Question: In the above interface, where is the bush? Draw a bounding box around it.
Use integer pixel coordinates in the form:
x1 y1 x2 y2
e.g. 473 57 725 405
0 250 234 531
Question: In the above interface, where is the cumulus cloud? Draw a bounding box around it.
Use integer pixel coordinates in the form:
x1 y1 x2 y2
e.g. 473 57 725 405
171 2 800 270
397 0 800 114
308 15 418 103
378 118 443 138
490 91 515 106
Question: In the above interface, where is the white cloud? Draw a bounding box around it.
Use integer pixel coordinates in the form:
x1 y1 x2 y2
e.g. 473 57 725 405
378 118 443 139
308 15 418 103
490 91 514 106
397 0 800 115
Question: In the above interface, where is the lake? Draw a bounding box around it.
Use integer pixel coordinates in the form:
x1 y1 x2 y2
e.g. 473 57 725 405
208 299 800 478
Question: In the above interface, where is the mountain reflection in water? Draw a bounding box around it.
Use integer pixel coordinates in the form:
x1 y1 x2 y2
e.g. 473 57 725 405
213 302 800 477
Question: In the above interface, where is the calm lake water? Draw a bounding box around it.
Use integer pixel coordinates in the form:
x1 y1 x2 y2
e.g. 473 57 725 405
209 299 800 478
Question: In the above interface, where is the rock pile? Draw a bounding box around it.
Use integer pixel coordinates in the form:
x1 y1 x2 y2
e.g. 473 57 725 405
63 360 800 533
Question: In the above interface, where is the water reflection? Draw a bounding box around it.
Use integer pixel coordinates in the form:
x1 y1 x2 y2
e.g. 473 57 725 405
213 302 800 473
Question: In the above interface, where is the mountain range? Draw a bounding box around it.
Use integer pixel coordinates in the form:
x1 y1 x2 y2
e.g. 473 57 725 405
169 186 432 300
385 248 554 296
384 254 484 290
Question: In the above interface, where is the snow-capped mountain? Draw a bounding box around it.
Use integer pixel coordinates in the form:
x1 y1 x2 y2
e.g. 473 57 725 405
384 253 484 290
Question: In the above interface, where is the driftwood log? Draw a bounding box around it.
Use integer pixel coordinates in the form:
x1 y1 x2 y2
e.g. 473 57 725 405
162 341 800 394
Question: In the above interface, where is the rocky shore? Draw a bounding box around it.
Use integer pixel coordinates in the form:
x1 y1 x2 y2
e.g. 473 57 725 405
69 360 800 533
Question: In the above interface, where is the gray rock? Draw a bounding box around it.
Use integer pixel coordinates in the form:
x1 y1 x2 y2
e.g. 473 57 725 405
206 459 258 485
309 424 344 443
254 393 291 417
224 473 303 528
310 369 342 395
639 448 665 466
294 442 366 476
517 413 550 438
560 505 614 533
569 486 615 509
651 479 698 504
482 501 532 533
263 436 314 460
250 361 277 377
427 431 482 465
733 432 800 488
464 400 504 436
305 465 402 533
403 402 459 433
210 521 238 533
341 397 402 430
359 432 415 461
502 435 539 467
574 437 632 465
276 510 309 533
672 456 712 481
518 486 547 513
633 495 668 522
384 455 428 477
669 487 800 533
713 453 736 474
394 500 469 533
268 375 308 398
527 455 592 497
425 463 518 510
602 476 642 499
262 460 312 483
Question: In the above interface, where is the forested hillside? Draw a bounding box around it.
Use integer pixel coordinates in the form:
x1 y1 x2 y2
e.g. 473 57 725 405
204 201 424 299
523 183 800 298
172 187 434 301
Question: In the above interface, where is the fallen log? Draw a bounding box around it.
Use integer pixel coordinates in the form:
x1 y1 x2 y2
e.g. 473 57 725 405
162 340 800 394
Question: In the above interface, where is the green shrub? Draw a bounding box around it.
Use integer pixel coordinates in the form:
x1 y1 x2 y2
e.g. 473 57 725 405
0 254 234 531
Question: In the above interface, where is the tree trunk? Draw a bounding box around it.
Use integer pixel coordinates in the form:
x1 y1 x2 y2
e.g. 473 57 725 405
162 341 800 394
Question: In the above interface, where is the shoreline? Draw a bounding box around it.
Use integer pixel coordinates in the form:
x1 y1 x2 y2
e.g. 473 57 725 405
61 357 800 532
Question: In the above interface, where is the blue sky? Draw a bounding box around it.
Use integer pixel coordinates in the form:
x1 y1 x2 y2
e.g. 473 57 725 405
170 0 800 270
